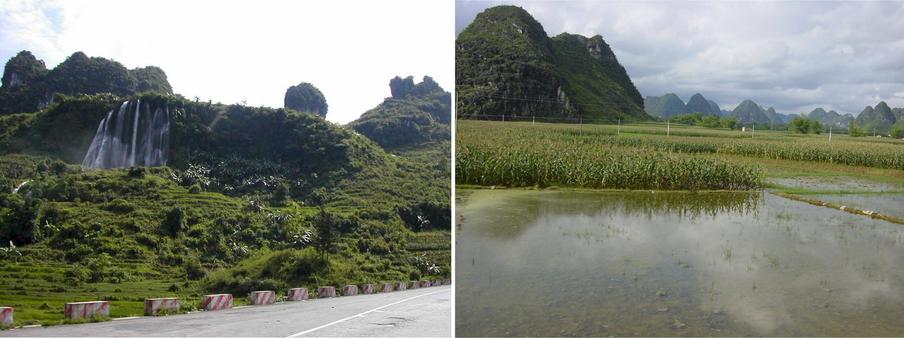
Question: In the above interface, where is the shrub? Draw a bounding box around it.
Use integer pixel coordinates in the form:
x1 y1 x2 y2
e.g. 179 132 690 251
161 207 186 237
184 256 206 280
64 267 89 285
105 198 135 213
127 167 146 178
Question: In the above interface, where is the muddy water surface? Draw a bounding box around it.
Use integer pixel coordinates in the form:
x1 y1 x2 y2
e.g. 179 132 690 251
455 189 904 336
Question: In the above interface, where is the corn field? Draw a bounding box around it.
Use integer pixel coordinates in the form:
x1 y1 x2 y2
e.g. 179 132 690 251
456 121 763 190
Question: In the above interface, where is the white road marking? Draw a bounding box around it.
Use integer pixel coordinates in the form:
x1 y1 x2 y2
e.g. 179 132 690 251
285 289 446 337
112 316 141 321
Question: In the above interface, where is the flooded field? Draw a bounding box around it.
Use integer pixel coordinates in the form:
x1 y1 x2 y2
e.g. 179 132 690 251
810 194 904 220
456 189 904 336
768 176 904 192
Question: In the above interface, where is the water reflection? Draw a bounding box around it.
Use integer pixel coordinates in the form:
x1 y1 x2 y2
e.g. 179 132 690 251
456 190 904 336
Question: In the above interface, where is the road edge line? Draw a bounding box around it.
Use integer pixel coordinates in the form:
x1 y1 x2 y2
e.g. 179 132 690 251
285 288 447 337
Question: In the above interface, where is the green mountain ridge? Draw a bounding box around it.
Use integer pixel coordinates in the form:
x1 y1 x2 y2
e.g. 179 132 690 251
644 93 687 119
807 108 853 128
0 51 172 115
456 5 647 121
685 93 720 117
348 76 450 152
645 92 724 119
855 101 901 135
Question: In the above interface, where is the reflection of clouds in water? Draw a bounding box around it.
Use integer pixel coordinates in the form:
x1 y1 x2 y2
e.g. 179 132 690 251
458 189 904 336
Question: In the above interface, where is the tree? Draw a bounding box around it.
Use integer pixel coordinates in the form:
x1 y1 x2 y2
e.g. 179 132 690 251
892 126 904 139
790 117 821 134
719 117 738 130
161 207 185 237
790 117 809 133
312 205 338 262
808 119 822 134
849 122 866 137
271 183 290 206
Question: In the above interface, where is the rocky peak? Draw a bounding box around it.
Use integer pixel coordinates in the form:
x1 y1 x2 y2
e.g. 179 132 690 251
389 76 416 99
586 35 617 62
284 82 328 118
390 75 443 100
1 50 48 89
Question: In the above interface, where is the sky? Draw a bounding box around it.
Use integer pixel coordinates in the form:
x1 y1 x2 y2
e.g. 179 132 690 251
0 0 454 124
457 0 904 116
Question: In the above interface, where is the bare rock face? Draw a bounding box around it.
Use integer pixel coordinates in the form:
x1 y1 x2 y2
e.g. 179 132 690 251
389 76 416 99
284 82 328 118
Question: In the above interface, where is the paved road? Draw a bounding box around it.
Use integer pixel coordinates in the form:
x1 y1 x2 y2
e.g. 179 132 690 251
2 286 451 337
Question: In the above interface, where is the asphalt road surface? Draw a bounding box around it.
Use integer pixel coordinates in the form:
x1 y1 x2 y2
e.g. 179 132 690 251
2 286 451 337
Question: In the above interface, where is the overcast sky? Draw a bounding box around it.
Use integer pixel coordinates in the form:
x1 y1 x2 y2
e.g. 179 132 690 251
457 0 904 116
0 0 454 124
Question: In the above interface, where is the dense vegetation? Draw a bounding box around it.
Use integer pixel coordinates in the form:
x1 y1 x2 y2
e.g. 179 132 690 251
456 5 647 121
457 121 762 190
349 76 450 151
284 82 328 118
0 51 172 115
789 117 822 134
669 112 737 129
457 120 904 191
0 73 450 324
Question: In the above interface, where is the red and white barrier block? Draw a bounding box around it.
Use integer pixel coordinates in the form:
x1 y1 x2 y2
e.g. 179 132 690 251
251 291 276 305
409 281 420 289
380 283 393 293
201 294 233 311
419 280 431 288
318 286 336 298
394 282 407 291
287 288 309 301
0 307 12 326
361 284 375 294
144 298 180 316
64 301 109 320
432 280 442 286
341 285 358 296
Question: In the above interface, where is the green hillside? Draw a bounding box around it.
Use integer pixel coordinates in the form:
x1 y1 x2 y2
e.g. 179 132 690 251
0 53 449 325
456 5 647 121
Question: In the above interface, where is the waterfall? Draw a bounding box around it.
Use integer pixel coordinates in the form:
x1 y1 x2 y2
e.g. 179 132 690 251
11 180 30 194
81 100 170 169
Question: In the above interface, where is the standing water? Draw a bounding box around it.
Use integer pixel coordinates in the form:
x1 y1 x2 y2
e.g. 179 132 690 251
81 100 170 169
456 189 904 336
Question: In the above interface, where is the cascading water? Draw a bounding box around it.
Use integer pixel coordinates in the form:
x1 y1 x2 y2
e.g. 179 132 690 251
81 100 170 169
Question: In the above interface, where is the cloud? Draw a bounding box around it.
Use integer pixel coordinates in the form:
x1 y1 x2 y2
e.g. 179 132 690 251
456 0 904 115
1 0 453 124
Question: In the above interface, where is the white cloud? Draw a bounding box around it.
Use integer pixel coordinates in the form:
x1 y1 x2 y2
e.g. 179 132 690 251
1 0 454 123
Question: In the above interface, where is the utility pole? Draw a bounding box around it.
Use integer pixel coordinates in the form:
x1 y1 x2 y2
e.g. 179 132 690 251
532 115 535 126
829 127 832 142
667 120 670 136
